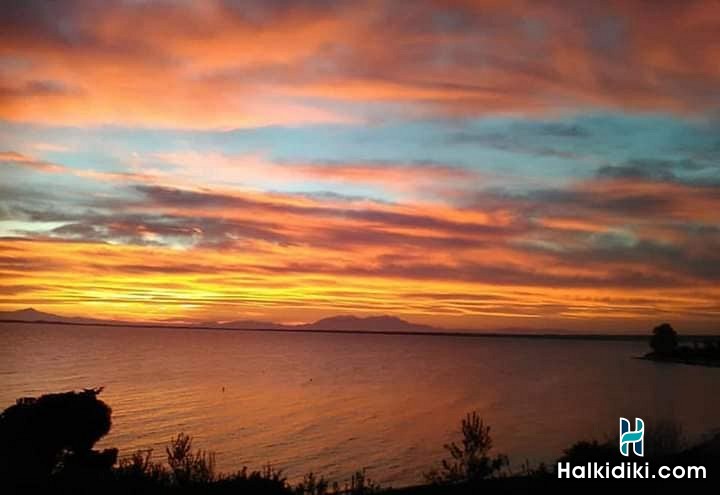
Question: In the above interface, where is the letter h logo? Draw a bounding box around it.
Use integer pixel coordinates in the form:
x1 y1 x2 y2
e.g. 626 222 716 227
619 417 644 457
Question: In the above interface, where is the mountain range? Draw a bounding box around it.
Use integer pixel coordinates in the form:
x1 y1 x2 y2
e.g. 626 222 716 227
0 308 438 333
1 308 680 340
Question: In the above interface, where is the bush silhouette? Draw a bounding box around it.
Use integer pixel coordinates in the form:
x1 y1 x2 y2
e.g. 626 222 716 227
425 411 508 484
0 387 116 487
336 469 380 495
116 448 170 487
166 432 216 485
557 440 617 465
294 472 329 495
645 419 684 457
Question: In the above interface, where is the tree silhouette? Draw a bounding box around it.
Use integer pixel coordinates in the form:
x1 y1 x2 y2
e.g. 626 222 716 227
425 411 508 484
166 432 216 485
650 323 678 356
0 388 115 487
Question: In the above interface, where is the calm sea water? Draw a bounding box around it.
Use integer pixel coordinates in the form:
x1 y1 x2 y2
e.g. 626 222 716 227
1 323 719 486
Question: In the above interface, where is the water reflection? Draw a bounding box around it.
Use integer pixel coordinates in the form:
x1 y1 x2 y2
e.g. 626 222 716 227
1 324 718 486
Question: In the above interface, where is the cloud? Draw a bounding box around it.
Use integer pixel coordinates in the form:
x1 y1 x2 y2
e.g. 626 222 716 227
2 120 720 328
32 142 73 152
0 79 79 97
596 158 719 186
0 150 160 184
2 0 720 128
0 150 65 172
3 227 720 328
150 150 481 198
4 163 720 292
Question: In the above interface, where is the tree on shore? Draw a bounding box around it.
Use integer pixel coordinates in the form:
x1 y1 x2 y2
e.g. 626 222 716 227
650 323 678 356
0 388 116 487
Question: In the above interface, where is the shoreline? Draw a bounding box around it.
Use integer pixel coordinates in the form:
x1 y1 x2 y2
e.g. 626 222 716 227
638 354 720 368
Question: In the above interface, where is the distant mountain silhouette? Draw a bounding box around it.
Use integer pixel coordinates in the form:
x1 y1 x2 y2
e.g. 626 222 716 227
196 319 289 330
0 308 437 333
7 308 708 340
193 314 436 332
296 315 436 332
0 308 115 325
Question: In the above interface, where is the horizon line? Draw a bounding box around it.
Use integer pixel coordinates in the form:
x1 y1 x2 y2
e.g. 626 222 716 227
3 318 720 342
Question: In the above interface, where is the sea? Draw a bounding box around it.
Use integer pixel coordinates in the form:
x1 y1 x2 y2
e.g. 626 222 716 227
1 323 719 486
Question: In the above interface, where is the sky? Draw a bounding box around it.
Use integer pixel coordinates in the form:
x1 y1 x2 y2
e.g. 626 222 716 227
1 0 720 332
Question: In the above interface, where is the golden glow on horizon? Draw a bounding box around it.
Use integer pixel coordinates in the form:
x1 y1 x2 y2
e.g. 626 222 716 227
2 238 719 331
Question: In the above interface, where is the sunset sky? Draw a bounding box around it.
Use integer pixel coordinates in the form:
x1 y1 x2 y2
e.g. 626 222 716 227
2 0 720 332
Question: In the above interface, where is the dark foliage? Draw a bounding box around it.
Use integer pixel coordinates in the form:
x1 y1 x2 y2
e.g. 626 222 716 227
424 411 508 484
649 323 678 355
646 323 720 366
2 387 718 493
166 433 216 485
112 430 379 494
0 388 115 490
294 471 329 495
557 440 618 465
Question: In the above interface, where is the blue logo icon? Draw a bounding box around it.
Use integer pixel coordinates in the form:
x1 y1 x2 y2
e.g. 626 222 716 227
619 417 644 457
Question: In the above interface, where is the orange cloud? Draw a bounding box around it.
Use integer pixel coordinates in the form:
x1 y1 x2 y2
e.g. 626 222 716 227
149 150 482 199
2 230 719 332
3 163 720 329
2 0 719 128
0 151 65 172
